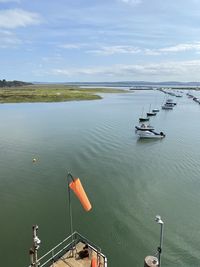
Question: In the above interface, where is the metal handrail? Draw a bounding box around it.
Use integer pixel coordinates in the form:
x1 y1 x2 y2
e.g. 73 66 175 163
27 231 107 267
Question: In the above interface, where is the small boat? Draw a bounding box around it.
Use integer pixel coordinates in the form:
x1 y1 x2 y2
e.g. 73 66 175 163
175 94 183 97
193 97 200 103
139 117 150 122
147 112 156 116
135 123 154 131
147 104 156 116
139 107 150 122
164 103 174 107
152 109 159 112
162 104 173 110
137 130 165 139
166 99 176 105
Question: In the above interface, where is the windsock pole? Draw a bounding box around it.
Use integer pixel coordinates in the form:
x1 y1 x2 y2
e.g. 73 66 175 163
67 172 75 256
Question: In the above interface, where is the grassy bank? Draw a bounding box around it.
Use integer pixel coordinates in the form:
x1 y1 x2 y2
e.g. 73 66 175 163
0 85 127 103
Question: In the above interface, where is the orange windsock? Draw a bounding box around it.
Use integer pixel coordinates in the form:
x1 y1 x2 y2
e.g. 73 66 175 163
69 178 92 211
91 257 97 267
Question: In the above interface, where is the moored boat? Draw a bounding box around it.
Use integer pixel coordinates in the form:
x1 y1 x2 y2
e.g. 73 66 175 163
137 130 165 139
147 112 157 116
166 99 176 105
139 106 150 122
162 104 173 110
139 117 150 122
175 94 183 97
152 108 159 112
135 123 154 131
147 104 157 116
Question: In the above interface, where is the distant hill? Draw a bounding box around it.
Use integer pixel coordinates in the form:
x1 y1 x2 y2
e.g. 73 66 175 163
32 81 200 87
0 79 32 87
63 81 200 87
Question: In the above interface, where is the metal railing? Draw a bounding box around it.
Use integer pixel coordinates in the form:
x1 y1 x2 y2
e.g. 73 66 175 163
28 231 107 267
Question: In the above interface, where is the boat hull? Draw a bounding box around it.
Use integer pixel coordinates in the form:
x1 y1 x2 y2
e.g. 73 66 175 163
162 105 173 110
137 130 165 139
147 112 156 116
139 117 150 122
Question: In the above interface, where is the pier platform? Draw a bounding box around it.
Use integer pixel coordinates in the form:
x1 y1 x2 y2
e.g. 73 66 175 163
31 232 107 267
50 241 105 267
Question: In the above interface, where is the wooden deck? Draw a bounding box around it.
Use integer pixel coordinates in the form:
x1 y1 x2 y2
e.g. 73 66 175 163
50 242 105 267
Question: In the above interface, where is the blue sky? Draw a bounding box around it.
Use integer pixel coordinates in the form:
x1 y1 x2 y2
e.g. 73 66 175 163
1 0 200 82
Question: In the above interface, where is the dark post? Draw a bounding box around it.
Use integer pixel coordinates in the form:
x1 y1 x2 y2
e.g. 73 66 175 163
30 225 41 267
155 215 164 267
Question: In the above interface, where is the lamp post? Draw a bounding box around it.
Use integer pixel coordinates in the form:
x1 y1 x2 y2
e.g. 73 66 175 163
29 225 41 267
155 215 164 267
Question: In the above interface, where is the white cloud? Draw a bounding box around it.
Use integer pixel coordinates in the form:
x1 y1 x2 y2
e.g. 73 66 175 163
41 54 63 63
159 42 200 53
144 49 161 56
88 45 141 55
0 9 42 29
0 0 20 2
59 44 81 49
0 29 21 48
86 42 200 56
50 60 200 80
145 42 200 55
119 0 142 5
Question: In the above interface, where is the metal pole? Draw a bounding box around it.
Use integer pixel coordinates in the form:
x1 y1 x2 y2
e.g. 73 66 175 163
29 248 34 266
155 215 164 267
158 222 164 267
31 225 41 267
68 179 74 236
67 172 75 257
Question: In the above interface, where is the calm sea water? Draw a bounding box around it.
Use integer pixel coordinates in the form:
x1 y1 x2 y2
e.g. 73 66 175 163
1 90 200 267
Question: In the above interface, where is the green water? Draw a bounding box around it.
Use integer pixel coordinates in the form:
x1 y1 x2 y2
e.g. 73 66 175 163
1 90 200 267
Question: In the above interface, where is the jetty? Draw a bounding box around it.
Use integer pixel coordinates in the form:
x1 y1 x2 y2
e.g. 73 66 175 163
29 230 107 267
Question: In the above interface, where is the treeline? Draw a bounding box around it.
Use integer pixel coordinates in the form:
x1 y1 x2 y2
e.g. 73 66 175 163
0 79 32 87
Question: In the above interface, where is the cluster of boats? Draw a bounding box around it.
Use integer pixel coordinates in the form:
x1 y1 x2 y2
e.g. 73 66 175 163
158 88 183 97
186 92 200 104
139 105 158 122
136 105 165 139
162 98 177 110
135 95 178 139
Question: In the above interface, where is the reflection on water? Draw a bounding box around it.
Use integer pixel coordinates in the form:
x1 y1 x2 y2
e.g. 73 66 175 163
1 90 200 267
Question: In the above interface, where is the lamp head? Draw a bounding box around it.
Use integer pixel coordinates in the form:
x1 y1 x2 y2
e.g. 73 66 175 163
155 215 164 224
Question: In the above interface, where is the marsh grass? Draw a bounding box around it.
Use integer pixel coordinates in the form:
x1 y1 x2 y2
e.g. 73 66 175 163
0 85 127 103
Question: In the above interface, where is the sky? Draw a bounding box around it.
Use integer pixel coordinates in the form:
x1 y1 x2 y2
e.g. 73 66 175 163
1 0 200 82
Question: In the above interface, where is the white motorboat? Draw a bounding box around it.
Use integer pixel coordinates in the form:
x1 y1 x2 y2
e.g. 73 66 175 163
135 123 154 131
162 104 173 110
137 130 165 139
